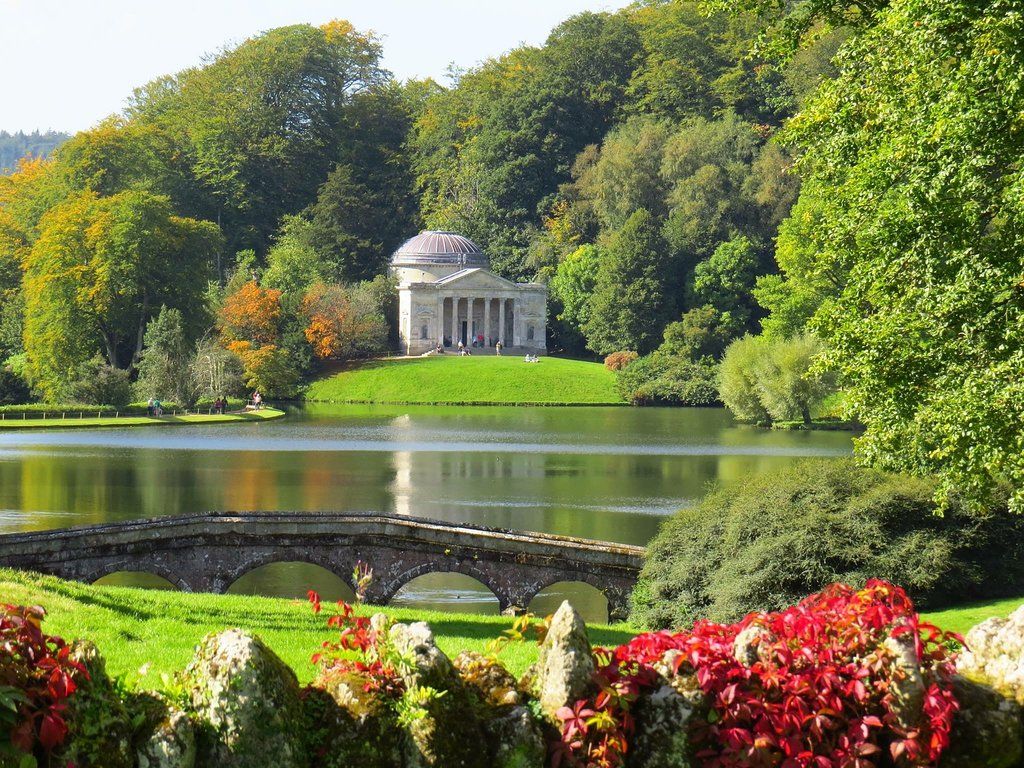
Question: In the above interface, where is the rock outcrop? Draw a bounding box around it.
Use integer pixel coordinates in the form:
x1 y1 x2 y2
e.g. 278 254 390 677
530 601 595 721
132 692 197 768
182 629 305 768
61 640 135 768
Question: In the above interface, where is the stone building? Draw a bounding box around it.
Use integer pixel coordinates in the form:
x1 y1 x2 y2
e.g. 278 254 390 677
391 231 547 356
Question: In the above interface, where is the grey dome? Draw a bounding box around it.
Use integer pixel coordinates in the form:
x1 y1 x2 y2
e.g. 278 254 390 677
391 231 489 268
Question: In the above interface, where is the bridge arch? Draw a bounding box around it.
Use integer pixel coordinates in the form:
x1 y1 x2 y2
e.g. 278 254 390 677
222 550 354 594
228 561 357 602
391 571 501 614
527 580 609 624
369 561 511 610
82 562 188 591
93 571 178 591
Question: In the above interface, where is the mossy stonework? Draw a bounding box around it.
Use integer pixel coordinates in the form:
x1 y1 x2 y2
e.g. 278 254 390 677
182 629 307 768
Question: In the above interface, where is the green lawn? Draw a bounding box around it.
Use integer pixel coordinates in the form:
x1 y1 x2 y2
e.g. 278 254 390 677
304 356 624 405
0 569 635 687
0 407 284 431
922 595 1024 637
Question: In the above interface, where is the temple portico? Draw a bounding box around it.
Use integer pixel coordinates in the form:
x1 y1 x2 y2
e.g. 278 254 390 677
392 232 547 355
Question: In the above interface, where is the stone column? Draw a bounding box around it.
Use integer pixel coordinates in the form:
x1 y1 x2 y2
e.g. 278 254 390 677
498 298 506 345
450 296 458 346
436 293 444 345
511 298 519 347
483 297 492 346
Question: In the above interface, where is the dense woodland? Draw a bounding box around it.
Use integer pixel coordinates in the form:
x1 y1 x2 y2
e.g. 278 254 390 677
2 0 1023 510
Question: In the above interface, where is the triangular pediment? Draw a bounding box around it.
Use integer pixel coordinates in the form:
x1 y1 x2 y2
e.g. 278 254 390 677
432 268 522 290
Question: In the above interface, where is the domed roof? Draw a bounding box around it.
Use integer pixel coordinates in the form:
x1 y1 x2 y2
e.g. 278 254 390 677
391 231 489 268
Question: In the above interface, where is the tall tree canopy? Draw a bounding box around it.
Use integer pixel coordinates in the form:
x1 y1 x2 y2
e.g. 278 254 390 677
761 0 1024 508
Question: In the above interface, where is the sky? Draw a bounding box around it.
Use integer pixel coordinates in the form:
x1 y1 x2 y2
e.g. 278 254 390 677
0 0 633 134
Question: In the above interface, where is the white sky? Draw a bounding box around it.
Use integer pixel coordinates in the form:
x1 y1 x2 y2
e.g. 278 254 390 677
0 0 633 133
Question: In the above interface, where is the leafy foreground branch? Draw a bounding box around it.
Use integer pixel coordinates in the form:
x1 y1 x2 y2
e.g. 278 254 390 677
6 581 1024 768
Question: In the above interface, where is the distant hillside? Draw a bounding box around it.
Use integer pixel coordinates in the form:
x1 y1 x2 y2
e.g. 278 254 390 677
0 130 69 173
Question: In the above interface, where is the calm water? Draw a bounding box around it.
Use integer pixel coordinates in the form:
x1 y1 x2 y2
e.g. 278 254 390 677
0 405 852 620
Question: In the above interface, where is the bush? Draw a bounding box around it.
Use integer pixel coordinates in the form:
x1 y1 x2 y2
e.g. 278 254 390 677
0 366 31 405
565 581 958 768
0 604 85 762
719 332 835 424
67 357 132 409
604 350 638 371
631 459 1024 630
615 353 718 405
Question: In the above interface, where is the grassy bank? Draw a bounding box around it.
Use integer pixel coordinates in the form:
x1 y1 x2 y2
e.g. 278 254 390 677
305 356 624 405
0 569 1017 688
0 569 635 685
0 407 284 430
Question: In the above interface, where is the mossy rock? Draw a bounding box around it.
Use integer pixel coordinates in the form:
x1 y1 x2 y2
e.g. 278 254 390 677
128 691 196 768
59 640 134 768
939 675 1023 768
390 621 489 768
304 668 404 768
182 629 306 768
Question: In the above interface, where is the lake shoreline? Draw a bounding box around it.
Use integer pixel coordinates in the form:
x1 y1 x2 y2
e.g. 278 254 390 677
0 407 285 431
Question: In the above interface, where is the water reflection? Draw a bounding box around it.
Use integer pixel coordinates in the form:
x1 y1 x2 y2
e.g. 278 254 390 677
0 405 853 614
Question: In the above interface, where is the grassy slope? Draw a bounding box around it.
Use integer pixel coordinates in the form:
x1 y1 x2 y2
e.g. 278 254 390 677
921 595 1024 636
0 570 635 686
304 356 624 405
0 407 284 431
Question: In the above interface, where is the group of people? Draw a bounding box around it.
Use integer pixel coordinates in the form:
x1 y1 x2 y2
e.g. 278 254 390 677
523 354 540 363
212 396 229 414
145 398 163 417
442 339 503 356
250 391 263 410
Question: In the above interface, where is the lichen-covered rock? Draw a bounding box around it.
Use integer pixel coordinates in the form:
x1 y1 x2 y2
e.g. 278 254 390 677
486 705 546 768
882 628 925 729
732 624 772 668
301 682 402 768
628 667 705 768
131 692 196 768
531 601 595 720
389 621 488 768
958 606 1024 702
454 651 522 707
182 629 305 768
939 675 1023 768
60 640 134 768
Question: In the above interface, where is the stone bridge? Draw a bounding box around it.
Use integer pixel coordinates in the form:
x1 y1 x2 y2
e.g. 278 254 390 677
0 512 644 620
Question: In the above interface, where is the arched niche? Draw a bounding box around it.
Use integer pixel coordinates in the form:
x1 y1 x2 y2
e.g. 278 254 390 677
528 581 609 625
228 561 356 603
93 571 178 591
391 571 500 616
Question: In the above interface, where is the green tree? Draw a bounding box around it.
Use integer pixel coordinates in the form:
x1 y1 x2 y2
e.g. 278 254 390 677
661 305 734 360
584 209 674 355
135 306 194 405
690 235 759 332
548 244 601 353
764 0 1024 508
718 334 772 423
22 191 220 400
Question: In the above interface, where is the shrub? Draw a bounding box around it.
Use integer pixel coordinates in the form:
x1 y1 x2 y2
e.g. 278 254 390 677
615 353 718 405
631 459 1024 630
0 366 31 405
67 357 132 409
0 604 86 762
719 332 835 424
561 581 958 768
603 350 638 371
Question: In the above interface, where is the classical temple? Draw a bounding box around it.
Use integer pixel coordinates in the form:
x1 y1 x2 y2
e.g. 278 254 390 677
391 231 547 356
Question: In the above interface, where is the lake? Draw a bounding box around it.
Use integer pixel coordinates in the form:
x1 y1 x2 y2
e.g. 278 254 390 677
0 405 853 621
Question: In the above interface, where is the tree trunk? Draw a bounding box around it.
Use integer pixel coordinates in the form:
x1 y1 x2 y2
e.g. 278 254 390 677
129 294 150 371
801 403 812 426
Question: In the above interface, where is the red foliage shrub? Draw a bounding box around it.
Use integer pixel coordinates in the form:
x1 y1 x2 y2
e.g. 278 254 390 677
0 604 86 758
554 581 960 768
603 351 639 371
307 592 404 698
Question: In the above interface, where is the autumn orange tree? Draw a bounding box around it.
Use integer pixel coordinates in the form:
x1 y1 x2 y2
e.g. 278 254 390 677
301 281 387 361
219 281 283 347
